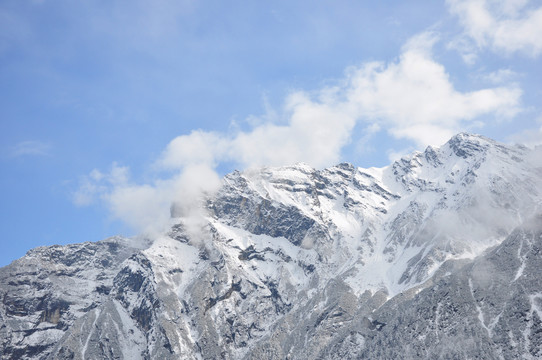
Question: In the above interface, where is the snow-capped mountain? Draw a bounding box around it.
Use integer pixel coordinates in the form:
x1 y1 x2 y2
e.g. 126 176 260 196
1 133 542 359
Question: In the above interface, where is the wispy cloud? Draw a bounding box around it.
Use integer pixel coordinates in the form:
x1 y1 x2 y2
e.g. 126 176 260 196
10 140 52 157
72 165 128 206
479 68 519 84
447 0 542 57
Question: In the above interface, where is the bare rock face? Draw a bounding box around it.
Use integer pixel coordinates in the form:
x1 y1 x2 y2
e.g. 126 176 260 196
1 133 542 359
0 238 144 359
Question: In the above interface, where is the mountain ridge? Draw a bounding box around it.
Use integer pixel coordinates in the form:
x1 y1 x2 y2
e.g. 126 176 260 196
1 133 542 359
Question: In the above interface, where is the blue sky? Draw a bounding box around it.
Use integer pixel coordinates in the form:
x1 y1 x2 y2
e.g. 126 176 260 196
1 0 541 266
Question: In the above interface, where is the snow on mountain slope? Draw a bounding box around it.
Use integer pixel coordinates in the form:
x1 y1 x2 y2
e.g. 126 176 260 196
1 133 541 359
207 133 541 297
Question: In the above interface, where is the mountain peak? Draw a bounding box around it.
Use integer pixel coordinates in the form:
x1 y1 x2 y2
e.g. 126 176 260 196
445 132 493 158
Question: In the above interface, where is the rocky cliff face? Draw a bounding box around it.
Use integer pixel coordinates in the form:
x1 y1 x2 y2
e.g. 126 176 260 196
1 133 541 359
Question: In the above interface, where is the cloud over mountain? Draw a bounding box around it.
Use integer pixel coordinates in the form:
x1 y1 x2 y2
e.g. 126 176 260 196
74 31 523 234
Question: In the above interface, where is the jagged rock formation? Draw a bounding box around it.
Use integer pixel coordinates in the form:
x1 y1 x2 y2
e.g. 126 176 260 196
1 133 542 359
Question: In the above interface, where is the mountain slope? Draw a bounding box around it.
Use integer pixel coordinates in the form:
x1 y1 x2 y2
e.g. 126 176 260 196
1 133 541 359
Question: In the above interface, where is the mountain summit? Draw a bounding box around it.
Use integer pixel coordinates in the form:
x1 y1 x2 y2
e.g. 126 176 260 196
1 133 542 359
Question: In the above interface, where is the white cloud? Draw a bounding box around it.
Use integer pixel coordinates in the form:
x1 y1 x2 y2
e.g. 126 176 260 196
157 131 227 169
353 123 381 156
73 163 129 206
230 92 356 168
75 162 220 234
76 31 523 234
447 36 479 64
106 183 170 233
447 0 542 56
72 178 103 207
157 92 357 170
158 32 521 164
343 31 521 146
10 140 51 157
508 115 542 148
510 127 542 147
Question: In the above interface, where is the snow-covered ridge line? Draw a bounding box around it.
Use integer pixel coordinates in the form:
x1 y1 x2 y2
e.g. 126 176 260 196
2 133 542 359
206 133 540 295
